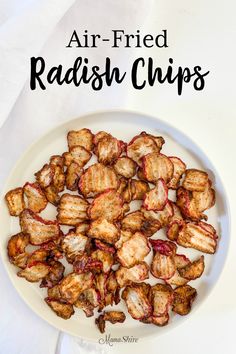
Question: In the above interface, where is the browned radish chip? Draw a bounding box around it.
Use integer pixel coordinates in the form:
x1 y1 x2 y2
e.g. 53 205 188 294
169 202 183 222
94 133 126 165
141 201 174 229
18 261 50 282
75 222 90 235
57 194 88 226
149 283 173 318
23 182 47 213
27 249 49 265
59 272 93 304
74 294 96 317
47 284 61 299
88 218 120 244
172 285 197 315
192 180 215 212
73 254 103 274
103 311 126 324
40 260 65 288
122 283 152 320
5 187 25 216
150 240 177 280
176 187 207 221
166 220 184 241
20 209 60 245
115 230 133 249
129 179 150 200
140 219 161 237
143 179 168 211
50 155 64 168
79 163 119 198
44 185 60 206
178 255 205 280
142 313 170 326
117 232 150 268
114 157 137 178
7 232 30 268
116 262 149 287
91 250 114 273
93 131 110 145
63 145 91 168
65 162 83 191
95 314 106 333
62 230 90 263
166 254 191 287
35 164 54 189
143 153 174 183
94 239 116 254
121 211 144 232
167 157 186 189
182 169 209 192
177 222 218 254
51 163 65 193
67 128 94 151
45 298 74 319
88 189 123 221
126 132 165 166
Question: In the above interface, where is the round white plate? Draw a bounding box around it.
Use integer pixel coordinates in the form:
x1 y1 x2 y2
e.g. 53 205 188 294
0 110 230 342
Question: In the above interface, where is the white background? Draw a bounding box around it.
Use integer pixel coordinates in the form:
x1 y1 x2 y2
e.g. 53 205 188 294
0 1 236 353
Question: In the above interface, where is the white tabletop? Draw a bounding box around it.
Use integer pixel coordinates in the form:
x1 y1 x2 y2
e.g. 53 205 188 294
0 1 236 353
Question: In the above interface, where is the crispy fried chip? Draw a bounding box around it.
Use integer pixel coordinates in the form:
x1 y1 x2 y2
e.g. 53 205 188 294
63 145 91 168
88 189 123 221
167 157 186 189
7 232 30 268
103 311 126 323
143 153 174 183
122 283 152 320
169 202 184 222
150 240 177 280
178 255 205 280
172 285 197 315
44 185 60 206
176 187 207 221
5 187 25 216
121 211 144 232
177 222 217 254
140 219 161 237
59 272 93 304
23 182 47 213
114 157 137 178
94 239 116 254
129 179 150 200
117 232 150 268
192 180 215 212
67 128 94 151
88 218 120 244
73 254 103 274
166 254 190 287
143 178 168 211
149 284 173 318
182 169 209 192
62 230 89 263
45 298 74 319
18 261 50 282
57 193 88 226
91 250 114 273
126 132 165 166
40 260 65 288
166 220 184 241
141 201 173 229
115 230 133 249
35 164 54 189
20 209 60 245
75 222 90 235
79 163 119 197
116 262 149 287
65 162 83 191
94 133 125 165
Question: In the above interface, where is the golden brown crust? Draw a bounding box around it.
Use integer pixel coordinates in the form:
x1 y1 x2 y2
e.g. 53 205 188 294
67 129 94 151
5 187 25 216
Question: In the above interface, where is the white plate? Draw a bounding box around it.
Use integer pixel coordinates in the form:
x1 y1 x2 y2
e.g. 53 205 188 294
0 110 230 342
